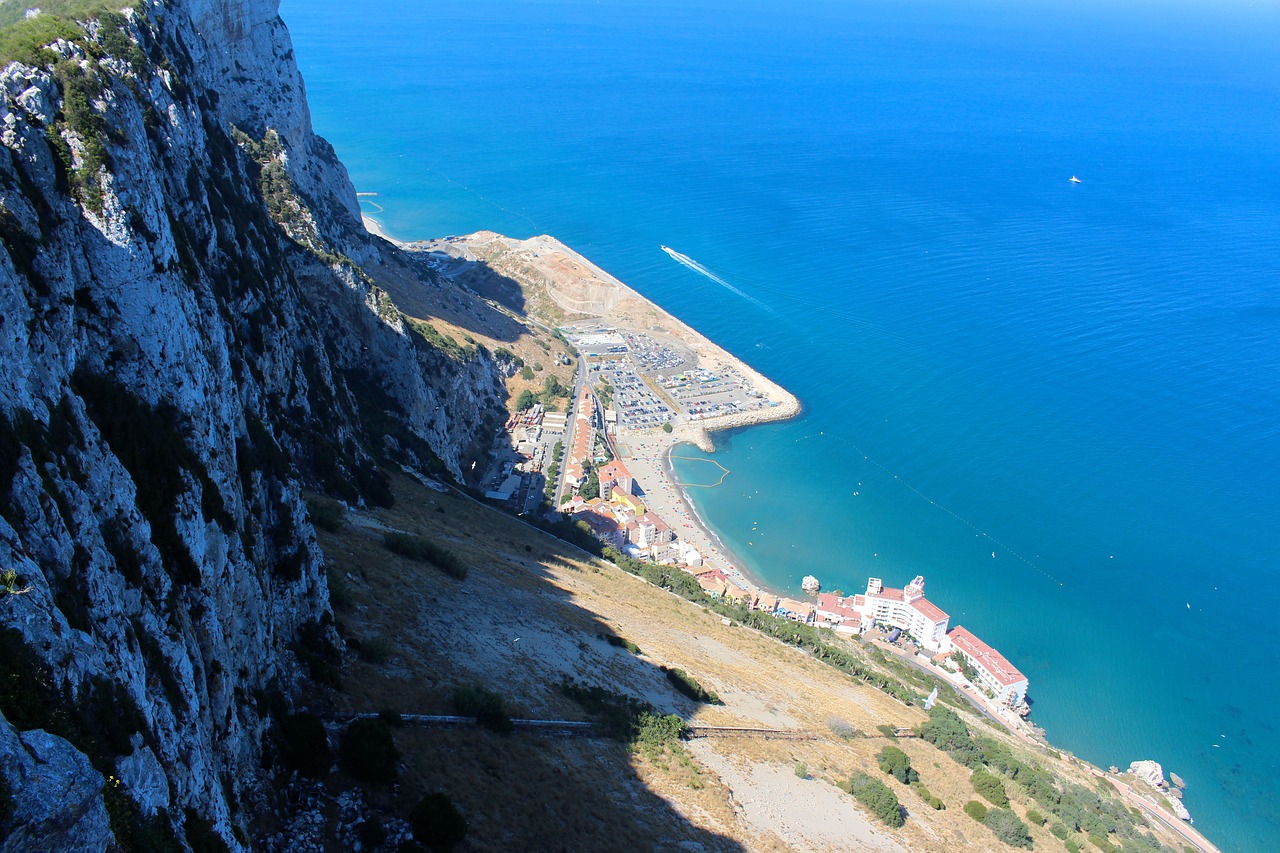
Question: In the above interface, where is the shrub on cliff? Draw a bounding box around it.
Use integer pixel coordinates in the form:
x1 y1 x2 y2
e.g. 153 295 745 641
410 792 467 852
663 667 720 704
911 781 945 810
918 705 982 766
453 685 513 734
340 718 399 783
965 800 989 821
983 808 1034 848
278 712 331 778
383 532 468 579
306 496 346 532
972 767 1010 808
844 773 904 828
878 745 919 784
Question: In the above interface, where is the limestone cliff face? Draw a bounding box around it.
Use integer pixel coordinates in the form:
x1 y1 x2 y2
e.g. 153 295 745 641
0 1 505 848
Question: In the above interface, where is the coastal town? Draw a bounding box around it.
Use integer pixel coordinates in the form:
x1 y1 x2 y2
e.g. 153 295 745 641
479 323 1035 733
406 230 1208 846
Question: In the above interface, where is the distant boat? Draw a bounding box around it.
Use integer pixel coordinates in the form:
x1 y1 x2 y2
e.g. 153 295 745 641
1069 176 1082 184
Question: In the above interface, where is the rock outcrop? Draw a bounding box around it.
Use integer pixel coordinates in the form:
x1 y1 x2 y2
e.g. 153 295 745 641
0 0 508 847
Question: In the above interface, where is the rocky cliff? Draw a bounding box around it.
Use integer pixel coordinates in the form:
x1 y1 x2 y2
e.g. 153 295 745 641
0 1 507 848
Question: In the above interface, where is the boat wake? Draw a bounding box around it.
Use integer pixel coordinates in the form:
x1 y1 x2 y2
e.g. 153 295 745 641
661 246 773 313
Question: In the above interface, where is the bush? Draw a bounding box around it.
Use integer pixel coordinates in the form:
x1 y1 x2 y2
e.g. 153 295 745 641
633 712 687 755
911 781 945 809
1026 808 1046 826
1051 823 1070 840
357 636 391 664
410 792 467 852
984 808 1034 848
918 705 983 767
340 718 399 783
965 800 989 821
664 667 720 704
278 712 331 778
794 762 808 779
878 745 919 784
972 767 1010 808
306 496 346 532
1064 840 1081 853
383 532 467 579
326 568 353 610
1088 835 1118 853
603 634 641 655
453 685 513 734
845 773 904 828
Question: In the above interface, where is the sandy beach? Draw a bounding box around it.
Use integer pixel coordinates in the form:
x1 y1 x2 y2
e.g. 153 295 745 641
620 428 767 599
362 214 397 244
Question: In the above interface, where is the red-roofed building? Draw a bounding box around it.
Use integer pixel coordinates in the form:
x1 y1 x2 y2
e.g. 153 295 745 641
753 593 779 614
723 582 756 608
563 388 596 490
573 507 623 548
815 593 862 635
598 460 633 498
854 575 950 650
944 626 1028 708
776 597 815 624
695 569 730 598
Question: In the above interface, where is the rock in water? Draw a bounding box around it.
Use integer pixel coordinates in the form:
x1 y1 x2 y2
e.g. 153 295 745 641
1128 759 1166 789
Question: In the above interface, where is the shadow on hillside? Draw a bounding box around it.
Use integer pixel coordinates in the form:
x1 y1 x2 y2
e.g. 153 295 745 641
307 472 746 851
365 241 539 345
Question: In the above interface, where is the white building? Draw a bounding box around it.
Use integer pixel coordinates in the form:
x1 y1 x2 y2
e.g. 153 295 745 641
853 576 950 651
944 626 1029 708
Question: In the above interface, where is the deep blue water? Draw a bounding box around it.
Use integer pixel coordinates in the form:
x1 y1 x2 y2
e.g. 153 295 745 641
282 1 1280 848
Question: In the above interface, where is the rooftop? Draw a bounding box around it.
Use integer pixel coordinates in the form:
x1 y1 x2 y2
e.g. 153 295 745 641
949 626 1026 687
910 597 949 623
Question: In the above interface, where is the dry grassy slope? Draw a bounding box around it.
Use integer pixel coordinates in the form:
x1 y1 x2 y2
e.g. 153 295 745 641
369 252 577 414
305 472 1186 853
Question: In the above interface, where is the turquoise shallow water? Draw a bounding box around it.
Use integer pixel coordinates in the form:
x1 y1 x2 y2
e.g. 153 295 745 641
282 1 1280 848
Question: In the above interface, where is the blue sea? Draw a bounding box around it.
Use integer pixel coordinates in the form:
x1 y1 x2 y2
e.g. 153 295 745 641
282 1 1280 848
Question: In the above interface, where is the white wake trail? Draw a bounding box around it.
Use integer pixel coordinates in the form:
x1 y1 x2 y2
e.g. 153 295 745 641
661 246 774 313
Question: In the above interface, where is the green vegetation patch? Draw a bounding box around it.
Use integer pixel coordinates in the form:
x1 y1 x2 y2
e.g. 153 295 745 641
383 531 468 579
409 792 467 852
972 766 1010 808
452 684 513 735
306 495 346 532
917 706 1172 851
603 633 642 656
877 745 919 784
340 717 399 784
911 780 945 810
662 666 720 705
842 772 904 828
983 808 1034 848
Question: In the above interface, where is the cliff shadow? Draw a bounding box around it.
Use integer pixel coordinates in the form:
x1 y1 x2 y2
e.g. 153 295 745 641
365 244 542 346
291 471 747 851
